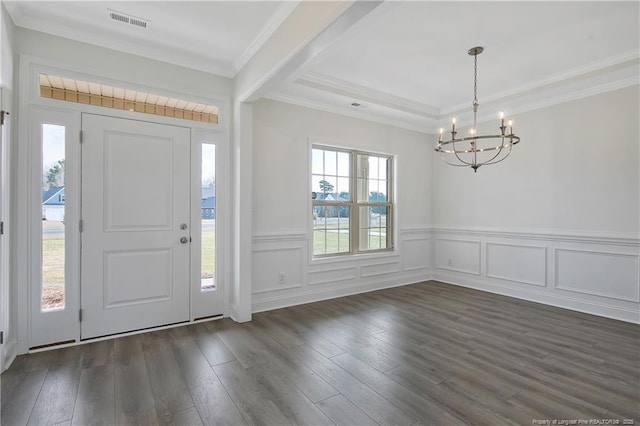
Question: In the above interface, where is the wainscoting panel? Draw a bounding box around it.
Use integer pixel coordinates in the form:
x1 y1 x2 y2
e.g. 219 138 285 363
402 238 430 271
251 228 432 313
252 247 304 294
309 266 358 286
432 228 640 324
435 239 481 275
486 243 547 287
361 260 402 278
251 232 307 295
555 248 640 302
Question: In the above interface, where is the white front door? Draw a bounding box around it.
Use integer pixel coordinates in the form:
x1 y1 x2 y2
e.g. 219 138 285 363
81 114 191 339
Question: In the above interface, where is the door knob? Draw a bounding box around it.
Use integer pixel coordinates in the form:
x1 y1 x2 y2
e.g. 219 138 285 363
180 236 189 244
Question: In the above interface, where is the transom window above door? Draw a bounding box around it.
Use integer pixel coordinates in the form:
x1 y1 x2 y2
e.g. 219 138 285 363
39 73 219 124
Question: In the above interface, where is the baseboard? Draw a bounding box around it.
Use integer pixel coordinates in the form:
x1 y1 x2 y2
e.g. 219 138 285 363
3 338 18 372
252 271 431 313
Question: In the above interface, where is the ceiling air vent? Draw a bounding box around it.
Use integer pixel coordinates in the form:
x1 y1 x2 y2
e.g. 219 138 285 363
108 10 150 29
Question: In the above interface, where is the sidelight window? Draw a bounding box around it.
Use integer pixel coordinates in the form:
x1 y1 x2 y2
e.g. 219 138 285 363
41 124 66 311
201 144 216 290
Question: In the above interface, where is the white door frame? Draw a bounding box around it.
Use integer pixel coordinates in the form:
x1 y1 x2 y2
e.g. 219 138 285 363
0 86 8 371
16 58 230 353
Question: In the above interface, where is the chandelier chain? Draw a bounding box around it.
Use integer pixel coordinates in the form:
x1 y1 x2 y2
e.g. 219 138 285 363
473 53 478 105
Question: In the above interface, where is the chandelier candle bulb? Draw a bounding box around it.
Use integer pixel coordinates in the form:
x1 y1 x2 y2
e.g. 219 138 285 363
508 120 513 135
451 117 456 133
439 128 443 142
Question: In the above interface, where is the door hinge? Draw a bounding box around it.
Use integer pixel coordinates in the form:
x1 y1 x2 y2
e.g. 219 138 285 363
0 331 3 344
0 110 9 126
79 309 83 322
79 219 83 232
0 221 3 235
79 130 83 143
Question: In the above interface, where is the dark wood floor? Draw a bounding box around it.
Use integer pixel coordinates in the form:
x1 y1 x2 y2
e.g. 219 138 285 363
2 281 639 425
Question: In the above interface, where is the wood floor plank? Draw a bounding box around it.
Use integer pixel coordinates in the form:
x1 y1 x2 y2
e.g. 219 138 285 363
170 328 246 425
3 281 638 425
113 335 158 425
170 406 204 426
316 394 379 426
140 331 195 424
237 324 339 403
206 320 275 368
191 322 237 366
250 313 307 348
1 369 47 426
304 300 388 336
243 363 335 425
80 340 114 370
264 309 346 358
213 360 292 425
469 346 639 418
330 352 461 425
71 364 115 426
440 377 536 425
7 351 60 375
301 316 400 373
508 388 605 421
290 345 417 426
27 348 84 425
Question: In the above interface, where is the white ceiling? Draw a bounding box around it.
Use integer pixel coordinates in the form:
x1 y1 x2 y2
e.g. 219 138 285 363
5 1 639 132
4 1 295 77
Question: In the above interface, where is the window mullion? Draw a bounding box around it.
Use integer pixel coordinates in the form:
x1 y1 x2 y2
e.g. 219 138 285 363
351 151 358 253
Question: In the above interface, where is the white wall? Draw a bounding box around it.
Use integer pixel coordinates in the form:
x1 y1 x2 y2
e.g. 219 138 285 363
431 86 640 323
433 86 639 235
15 28 232 102
251 98 432 312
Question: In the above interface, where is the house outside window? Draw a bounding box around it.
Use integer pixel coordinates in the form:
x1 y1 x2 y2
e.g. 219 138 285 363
312 145 393 257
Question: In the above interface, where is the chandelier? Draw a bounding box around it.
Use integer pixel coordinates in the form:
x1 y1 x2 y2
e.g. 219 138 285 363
435 46 520 172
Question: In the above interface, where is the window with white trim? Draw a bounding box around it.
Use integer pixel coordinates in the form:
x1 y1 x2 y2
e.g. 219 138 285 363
312 146 393 257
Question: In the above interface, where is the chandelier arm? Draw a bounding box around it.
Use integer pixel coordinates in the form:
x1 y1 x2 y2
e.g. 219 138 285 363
451 139 474 166
436 135 520 153
481 145 513 165
440 154 473 167
478 144 506 165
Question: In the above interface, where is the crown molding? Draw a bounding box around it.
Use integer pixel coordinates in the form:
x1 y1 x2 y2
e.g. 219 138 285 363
2 2 20 24
444 69 639 129
264 91 431 134
441 50 640 116
297 72 440 119
276 51 639 133
5 3 236 77
232 1 300 76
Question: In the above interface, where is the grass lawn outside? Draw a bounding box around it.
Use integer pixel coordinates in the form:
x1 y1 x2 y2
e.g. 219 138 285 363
42 221 65 310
